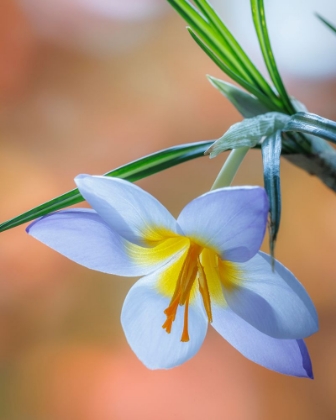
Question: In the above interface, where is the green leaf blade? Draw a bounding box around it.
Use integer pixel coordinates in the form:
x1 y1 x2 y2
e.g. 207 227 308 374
284 112 336 144
0 140 213 232
207 76 272 117
169 0 283 111
261 130 282 260
188 30 277 108
167 0 243 77
192 0 277 97
250 0 295 114
316 13 336 34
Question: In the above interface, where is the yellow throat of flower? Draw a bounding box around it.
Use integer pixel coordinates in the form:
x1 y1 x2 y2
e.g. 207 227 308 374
129 228 241 343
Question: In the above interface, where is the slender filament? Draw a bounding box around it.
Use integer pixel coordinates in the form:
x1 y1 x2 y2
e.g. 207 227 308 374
162 244 213 342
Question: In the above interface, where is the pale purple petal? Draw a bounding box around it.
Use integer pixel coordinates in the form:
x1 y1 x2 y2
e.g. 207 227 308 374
224 253 318 339
75 175 178 245
259 252 318 323
121 266 208 369
177 186 268 262
211 304 313 378
27 209 176 277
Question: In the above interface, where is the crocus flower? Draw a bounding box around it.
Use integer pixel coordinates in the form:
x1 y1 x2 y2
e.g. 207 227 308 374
27 175 318 377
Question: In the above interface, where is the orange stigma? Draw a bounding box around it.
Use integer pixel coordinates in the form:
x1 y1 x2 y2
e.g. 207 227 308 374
162 243 214 342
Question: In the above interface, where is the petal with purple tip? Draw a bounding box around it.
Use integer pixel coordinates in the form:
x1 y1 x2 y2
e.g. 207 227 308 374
211 305 313 378
259 252 318 323
223 253 318 339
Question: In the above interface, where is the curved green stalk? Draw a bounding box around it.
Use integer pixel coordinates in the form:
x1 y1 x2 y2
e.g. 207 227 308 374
211 147 250 190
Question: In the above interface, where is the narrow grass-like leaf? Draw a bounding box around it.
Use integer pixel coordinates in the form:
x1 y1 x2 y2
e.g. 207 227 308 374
316 13 336 34
169 0 283 110
188 29 278 109
192 0 277 98
206 112 289 157
250 0 295 114
261 129 282 261
283 112 336 145
192 0 253 83
0 141 213 232
168 1 313 156
187 28 252 94
166 0 244 77
207 76 271 117
290 97 308 113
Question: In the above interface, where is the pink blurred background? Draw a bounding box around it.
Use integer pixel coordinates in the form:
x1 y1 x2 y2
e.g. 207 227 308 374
0 0 336 419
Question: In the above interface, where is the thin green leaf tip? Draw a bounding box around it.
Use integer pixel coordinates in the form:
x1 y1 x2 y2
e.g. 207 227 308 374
316 13 336 34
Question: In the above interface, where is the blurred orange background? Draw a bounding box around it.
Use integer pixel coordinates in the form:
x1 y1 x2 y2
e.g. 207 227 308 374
0 1 336 419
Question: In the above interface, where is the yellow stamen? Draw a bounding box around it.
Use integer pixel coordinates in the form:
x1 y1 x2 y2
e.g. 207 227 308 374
143 228 242 343
162 244 206 342
161 245 196 337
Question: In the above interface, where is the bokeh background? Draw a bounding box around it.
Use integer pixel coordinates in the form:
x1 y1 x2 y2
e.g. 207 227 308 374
0 0 336 419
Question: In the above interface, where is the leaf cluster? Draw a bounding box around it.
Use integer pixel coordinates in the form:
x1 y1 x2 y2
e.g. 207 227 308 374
1 0 336 259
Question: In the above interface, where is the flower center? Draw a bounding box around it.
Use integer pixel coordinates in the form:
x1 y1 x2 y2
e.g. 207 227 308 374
128 227 241 343
162 243 214 342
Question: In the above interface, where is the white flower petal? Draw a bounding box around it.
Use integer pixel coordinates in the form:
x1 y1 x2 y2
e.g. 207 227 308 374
177 187 268 262
121 265 208 369
211 304 313 378
224 253 318 339
27 209 176 276
259 252 318 323
75 175 178 244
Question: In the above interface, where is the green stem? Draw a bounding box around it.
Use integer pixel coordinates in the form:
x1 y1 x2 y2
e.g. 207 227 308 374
211 147 249 190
